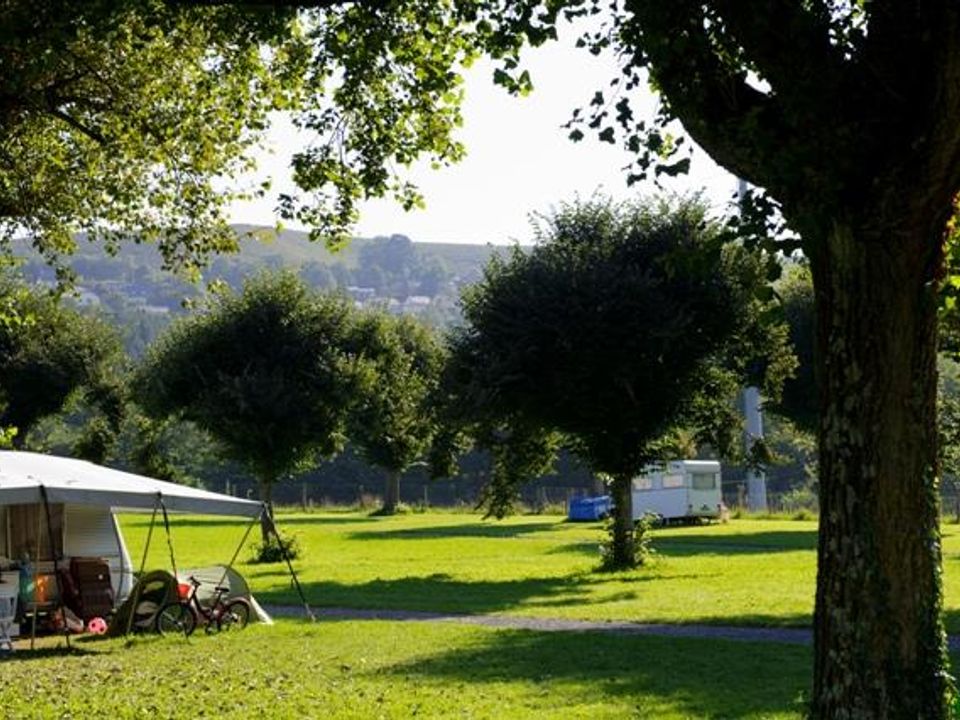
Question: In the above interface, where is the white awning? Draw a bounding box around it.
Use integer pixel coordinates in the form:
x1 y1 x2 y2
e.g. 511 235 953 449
0 451 263 518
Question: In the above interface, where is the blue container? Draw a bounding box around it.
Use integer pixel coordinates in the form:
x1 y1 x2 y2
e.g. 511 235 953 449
568 495 612 521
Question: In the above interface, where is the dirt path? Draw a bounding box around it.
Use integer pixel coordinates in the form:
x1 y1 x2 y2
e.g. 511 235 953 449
262 604 816 645
262 604 960 650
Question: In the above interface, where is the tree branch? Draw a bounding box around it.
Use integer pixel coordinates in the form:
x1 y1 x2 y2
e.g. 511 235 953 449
624 1 789 193
46 107 106 144
708 1 845 103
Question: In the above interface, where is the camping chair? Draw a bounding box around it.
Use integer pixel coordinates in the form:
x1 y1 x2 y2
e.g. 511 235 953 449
61 558 114 622
0 590 17 651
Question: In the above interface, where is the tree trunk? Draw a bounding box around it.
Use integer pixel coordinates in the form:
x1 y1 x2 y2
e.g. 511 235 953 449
382 471 401 514
258 478 275 545
810 221 948 718
606 473 636 569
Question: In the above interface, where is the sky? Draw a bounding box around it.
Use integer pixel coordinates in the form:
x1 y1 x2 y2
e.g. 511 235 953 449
229 34 739 246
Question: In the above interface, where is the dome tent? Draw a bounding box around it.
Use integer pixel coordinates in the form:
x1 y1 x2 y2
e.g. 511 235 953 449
108 565 272 635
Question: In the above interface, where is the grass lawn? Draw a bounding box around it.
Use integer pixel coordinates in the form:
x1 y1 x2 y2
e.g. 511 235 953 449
10 511 960 718
122 512 817 627
118 510 960 631
0 620 810 719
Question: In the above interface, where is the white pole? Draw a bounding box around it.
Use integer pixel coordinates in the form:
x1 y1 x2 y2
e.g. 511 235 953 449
742 386 768 512
737 178 769 512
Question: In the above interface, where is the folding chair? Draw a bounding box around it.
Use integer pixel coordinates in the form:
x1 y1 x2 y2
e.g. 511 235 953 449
0 592 17 651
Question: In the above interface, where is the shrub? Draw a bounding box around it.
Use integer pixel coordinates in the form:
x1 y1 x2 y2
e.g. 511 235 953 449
250 533 302 564
599 512 657 571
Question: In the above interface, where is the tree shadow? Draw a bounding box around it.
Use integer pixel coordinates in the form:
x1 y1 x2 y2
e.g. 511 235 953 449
347 520 564 541
380 628 811 718
1 643 98 662
652 530 818 555
256 574 611 614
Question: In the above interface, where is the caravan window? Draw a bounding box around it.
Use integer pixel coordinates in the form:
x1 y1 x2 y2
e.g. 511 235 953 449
662 474 684 489
632 476 654 491
7 504 64 561
691 473 718 491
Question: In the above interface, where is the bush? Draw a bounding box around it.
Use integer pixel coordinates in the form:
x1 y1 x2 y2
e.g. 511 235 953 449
250 533 302 564
599 512 657 571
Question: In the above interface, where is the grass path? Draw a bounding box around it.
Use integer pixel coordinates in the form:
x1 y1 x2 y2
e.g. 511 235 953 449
264 602 815 644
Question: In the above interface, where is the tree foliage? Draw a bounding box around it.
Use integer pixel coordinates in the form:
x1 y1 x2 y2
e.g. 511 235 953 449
133 272 369 536
0 272 125 451
448 197 793 566
348 310 445 513
0 2 305 274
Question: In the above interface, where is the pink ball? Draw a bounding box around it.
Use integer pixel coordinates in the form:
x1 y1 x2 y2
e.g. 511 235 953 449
87 617 107 635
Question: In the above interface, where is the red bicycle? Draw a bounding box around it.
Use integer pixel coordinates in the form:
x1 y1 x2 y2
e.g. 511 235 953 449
155 576 251 636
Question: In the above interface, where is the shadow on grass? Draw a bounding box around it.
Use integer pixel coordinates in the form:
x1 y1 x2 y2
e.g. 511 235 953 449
382 629 811 717
256 573 812 628
652 530 818 555
257 574 613 614
2 643 98 662
347 521 564 541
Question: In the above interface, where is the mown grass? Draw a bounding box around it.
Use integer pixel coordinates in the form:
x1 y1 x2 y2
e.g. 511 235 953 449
1 620 810 719
118 511 960 632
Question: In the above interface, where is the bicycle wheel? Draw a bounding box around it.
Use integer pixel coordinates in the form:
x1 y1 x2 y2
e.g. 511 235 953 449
156 602 196 637
217 599 251 632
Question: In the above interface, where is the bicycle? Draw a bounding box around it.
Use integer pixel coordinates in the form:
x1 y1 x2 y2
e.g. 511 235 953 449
155 576 251 636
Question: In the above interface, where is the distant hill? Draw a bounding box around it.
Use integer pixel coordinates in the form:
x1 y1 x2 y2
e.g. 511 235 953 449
12 225 503 356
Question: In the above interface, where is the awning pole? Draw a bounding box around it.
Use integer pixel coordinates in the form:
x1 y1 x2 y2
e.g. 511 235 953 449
265 508 315 622
30 499 41 649
124 495 160 637
216 513 259 590
159 499 179 582
39 485 69 649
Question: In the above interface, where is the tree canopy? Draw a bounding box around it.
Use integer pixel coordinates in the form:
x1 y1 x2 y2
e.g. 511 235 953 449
348 310 446 514
133 271 369 538
0 2 305 272
0 272 125 451
449 197 793 567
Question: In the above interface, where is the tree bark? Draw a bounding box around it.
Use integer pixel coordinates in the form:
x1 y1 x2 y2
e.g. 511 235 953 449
258 478 275 545
810 220 948 718
606 473 636 569
382 471 401 514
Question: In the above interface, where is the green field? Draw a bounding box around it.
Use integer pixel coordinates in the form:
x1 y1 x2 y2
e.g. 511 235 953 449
121 512 960 630
8 512 960 718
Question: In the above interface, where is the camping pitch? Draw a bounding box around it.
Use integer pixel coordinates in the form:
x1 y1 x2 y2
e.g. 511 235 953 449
0 451 310 647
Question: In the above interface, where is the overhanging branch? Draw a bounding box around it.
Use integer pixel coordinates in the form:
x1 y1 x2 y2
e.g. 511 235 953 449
708 0 845 103
624 1 789 192
47 107 106 144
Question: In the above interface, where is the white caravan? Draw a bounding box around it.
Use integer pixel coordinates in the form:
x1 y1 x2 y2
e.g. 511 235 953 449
631 460 723 522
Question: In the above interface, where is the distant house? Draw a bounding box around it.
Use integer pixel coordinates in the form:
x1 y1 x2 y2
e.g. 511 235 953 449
346 286 376 302
402 296 432 315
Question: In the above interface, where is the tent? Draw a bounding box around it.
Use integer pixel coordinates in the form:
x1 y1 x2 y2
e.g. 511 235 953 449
0 451 263 602
0 451 311 643
108 565 271 636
